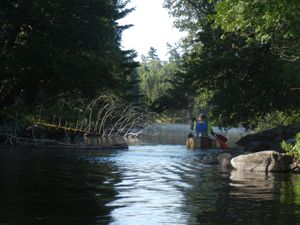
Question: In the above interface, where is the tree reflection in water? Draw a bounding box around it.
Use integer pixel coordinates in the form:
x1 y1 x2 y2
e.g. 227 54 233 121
193 169 300 225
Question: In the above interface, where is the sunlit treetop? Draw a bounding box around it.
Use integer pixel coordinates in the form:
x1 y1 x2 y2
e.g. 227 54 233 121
211 0 300 61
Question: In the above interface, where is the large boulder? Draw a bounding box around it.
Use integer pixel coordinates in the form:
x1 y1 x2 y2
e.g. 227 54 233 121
243 141 273 152
231 150 293 172
236 124 300 152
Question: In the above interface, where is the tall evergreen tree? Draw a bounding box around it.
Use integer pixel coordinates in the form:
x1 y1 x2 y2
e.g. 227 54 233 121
138 46 185 112
0 0 138 122
146 46 160 61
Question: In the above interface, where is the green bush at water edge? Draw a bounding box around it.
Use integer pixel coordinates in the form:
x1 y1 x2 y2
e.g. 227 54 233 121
281 133 300 161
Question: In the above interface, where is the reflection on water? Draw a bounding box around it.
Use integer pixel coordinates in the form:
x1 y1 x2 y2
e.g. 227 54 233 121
83 123 250 147
280 175 300 216
107 145 195 225
0 148 122 225
140 124 250 147
229 170 278 200
0 143 300 225
141 124 191 145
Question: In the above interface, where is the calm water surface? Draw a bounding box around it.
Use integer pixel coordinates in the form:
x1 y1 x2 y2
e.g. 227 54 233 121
0 131 300 225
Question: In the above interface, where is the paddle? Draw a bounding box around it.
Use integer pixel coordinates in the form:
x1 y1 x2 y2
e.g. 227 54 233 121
210 130 228 149
211 130 227 142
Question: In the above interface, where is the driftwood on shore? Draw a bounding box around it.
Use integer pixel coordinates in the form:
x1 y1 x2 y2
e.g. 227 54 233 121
0 93 155 148
0 134 128 150
40 143 128 150
78 93 155 137
0 93 154 148
0 129 128 149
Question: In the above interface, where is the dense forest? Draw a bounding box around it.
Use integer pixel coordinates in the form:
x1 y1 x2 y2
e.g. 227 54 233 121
0 0 299 135
0 0 140 134
138 46 188 119
162 0 300 127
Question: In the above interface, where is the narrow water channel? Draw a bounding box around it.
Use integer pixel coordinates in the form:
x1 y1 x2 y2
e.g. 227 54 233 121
0 125 299 225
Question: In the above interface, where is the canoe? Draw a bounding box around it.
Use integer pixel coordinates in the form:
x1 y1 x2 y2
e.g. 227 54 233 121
186 136 217 149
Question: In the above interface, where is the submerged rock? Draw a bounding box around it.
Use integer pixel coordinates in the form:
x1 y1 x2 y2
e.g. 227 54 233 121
231 150 293 172
199 153 219 165
217 153 233 168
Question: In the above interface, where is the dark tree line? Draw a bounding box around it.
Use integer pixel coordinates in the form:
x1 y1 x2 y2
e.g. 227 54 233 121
1 0 299 129
0 0 139 126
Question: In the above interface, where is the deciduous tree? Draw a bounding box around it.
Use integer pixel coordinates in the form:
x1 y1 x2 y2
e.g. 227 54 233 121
164 0 300 126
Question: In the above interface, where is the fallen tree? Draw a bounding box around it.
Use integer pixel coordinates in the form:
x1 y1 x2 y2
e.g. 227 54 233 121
0 93 156 146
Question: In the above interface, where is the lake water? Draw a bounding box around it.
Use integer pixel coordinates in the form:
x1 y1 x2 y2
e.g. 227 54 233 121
0 124 299 225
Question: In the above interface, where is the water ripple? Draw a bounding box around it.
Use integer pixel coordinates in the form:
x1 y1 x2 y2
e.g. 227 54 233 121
1 145 300 225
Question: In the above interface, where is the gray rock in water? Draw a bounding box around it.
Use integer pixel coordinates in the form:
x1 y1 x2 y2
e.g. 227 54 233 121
231 150 293 172
199 153 219 165
217 153 233 168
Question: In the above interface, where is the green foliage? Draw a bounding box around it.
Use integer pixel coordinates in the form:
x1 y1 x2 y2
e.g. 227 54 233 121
193 90 213 116
164 0 300 127
0 0 138 125
195 31 299 126
281 133 300 160
138 58 164 105
255 111 300 131
212 0 300 61
156 110 189 124
138 46 187 112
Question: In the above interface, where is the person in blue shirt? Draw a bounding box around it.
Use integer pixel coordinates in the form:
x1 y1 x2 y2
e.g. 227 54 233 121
195 113 208 136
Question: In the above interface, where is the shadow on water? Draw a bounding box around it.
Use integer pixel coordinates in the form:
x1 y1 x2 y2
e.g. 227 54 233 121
0 148 123 225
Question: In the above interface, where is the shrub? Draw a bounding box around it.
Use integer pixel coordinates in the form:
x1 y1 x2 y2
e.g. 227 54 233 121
281 133 300 160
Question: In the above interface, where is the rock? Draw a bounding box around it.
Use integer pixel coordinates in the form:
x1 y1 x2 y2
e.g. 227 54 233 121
231 150 293 172
199 153 219 165
290 161 300 173
236 124 300 152
217 153 233 167
244 141 273 152
284 138 296 145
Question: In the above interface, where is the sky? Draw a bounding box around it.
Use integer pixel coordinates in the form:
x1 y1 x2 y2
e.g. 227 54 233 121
118 0 186 61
